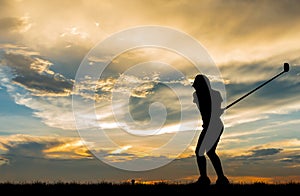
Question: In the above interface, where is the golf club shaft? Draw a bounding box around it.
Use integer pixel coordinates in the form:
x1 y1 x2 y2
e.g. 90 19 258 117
224 70 286 110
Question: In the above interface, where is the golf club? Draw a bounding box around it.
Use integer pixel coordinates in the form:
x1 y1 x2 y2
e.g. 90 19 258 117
224 63 290 110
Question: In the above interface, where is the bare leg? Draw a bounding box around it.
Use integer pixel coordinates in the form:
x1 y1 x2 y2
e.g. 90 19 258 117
207 150 229 185
195 154 211 185
196 155 207 177
207 150 224 177
195 129 211 185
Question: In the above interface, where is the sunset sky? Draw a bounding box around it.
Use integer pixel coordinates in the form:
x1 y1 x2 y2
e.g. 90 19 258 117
0 0 300 184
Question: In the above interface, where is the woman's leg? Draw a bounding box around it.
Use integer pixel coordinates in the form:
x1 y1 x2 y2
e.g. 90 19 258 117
195 130 211 185
196 155 207 177
206 149 225 178
206 127 229 184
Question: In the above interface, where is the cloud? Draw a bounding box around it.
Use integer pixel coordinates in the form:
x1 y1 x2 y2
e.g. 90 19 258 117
227 148 282 162
212 141 300 180
221 59 300 129
2 1 298 135
251 148 282 157
0 45 78 130
0 16 31 43
0 156 9 166
0 134 92 160
0 135 299 183
0 134 197 182
0 0 299 183
1 48 73 96
279 155 300 164
220 139 300 161
0 45 199 133
1 0 300 65
0 17 28 32
74 74 158 101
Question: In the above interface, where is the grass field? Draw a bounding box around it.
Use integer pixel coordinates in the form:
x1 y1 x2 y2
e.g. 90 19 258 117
1 182 299 193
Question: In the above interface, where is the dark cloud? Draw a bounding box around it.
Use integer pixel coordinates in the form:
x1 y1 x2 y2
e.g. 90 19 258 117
1 51 73 96
0 136 198 183
0 156 9 165
225 80 297 110
0 137 299 182
44 46 88 79
280 155 300 163
0 136 92 160
230 148 283 162
0 152 192 183
251 148 282 157
0 0 299 183
4 142 46 159
0 144 114 182
221 148 300 177
221 58 300 113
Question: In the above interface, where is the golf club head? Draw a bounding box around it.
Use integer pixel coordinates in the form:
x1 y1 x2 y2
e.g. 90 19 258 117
284 63 290 72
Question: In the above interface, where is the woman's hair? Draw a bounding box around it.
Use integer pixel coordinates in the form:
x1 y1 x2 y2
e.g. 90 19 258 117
192 74 211 90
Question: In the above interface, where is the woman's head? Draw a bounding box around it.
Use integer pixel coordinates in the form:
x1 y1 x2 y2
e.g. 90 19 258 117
192 74 211 91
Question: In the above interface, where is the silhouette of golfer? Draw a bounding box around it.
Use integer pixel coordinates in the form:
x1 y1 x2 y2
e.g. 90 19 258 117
192 74 229 185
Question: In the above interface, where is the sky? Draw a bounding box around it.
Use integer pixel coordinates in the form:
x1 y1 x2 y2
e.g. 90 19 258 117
0 0 300 184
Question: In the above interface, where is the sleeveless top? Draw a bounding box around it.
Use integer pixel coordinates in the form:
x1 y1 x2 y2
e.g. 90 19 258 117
193 89 223 129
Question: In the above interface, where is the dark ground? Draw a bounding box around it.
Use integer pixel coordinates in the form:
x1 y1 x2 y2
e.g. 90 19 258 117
1 182 300 194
